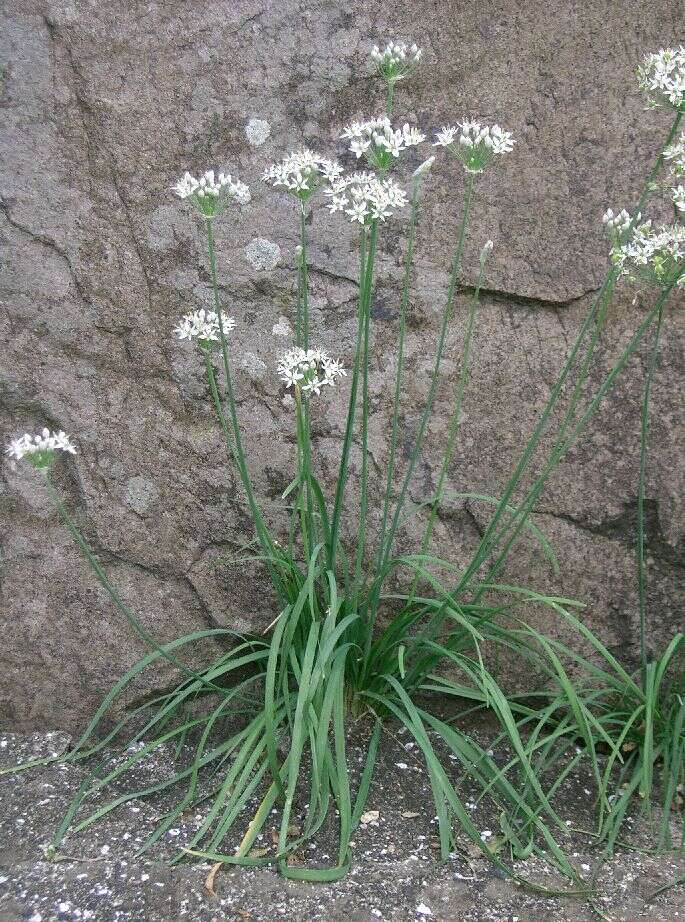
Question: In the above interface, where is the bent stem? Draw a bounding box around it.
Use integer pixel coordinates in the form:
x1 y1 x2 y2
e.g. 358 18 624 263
44 476 226 694
479 285 675 598
638 302 665 684
449 108 683 606
404 286 675 689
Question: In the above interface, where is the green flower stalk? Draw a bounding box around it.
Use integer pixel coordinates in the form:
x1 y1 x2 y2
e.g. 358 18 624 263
411 239 493 589
636 305 665 684
376 169 477 575
370 41 423 116
375 161 432 577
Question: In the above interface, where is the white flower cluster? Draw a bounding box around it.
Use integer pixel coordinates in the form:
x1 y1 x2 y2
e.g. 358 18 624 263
277 348 346 396
370 41 422 82
262 150 342 200
326 172 408 224
665 133 685 177
341 117 425 169
175 308 236 349
612 220 685 289
433 120 515 173
6 428 76 468
173 170 250 217
637 46 685 110
602 207 637 238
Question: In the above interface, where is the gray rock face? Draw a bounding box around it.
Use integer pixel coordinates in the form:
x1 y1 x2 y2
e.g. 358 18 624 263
1 1 683 731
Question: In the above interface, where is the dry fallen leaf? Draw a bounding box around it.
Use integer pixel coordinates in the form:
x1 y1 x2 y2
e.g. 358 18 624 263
286 850 306 866
401 811 420 818
270 824 301 845
360 810 380 825
462 839 487 860
235 910 251 920
249 847 269 858
204 862 222 898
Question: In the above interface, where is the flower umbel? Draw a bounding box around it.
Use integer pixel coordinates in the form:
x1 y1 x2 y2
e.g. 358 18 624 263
277 348 346 396
325 172 408 224
602 207 641 245
612 220 685 289
341 117 425 171
262 150 342 202
6 428 76 469
637 46 685 111
370 41 422 83
175 308 236 350
433 120 515 173
173 170 250 218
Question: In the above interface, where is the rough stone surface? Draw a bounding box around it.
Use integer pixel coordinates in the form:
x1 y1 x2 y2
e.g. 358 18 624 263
1 1 684 731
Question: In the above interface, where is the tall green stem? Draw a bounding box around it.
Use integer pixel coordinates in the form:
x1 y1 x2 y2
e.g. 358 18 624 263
411 251 486 591
353 240 374 597
637 302 664 685
378 171 476 571
204 219 284 599
458 276 616 601
405 290 673 689
476 286 673 603
386 81 395 117
447 109 683 604
295 387 316 562
375 183 420 576
299 203 310 349
330 224 378 576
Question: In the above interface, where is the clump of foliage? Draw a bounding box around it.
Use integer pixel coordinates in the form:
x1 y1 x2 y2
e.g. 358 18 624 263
5 40 683 889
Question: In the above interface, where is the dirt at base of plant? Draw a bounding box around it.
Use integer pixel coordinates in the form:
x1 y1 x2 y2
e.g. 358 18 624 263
0 730 683 922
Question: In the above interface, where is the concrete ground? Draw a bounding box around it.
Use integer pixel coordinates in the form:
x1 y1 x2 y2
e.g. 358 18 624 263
0 731 683 922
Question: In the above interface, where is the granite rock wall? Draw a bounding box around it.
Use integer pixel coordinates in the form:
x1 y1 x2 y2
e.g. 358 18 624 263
1 0 683 731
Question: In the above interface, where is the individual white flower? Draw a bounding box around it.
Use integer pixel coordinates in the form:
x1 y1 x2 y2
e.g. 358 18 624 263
277 348 346 397
671 184 685 211
664 133 685 176
433 120 515 173
341 117 425 171
6 428 76 469
637 47 685 110
612 220 685 289
480 239 494 264
262 150 342 201
325 171 408 224
174 308 236 349
370 41 422 83
412 155 435 182
173 169 250 217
